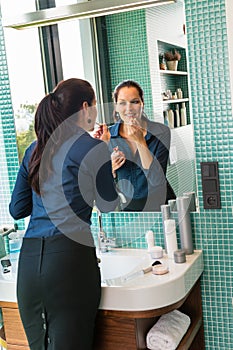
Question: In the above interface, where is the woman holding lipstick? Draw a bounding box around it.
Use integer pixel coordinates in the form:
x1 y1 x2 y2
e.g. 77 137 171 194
94 80 174 211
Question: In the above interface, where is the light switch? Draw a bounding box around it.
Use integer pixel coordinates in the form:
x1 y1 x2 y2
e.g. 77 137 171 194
200 162 221 209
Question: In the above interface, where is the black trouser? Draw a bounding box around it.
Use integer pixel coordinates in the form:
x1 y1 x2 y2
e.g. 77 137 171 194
17 234 101 350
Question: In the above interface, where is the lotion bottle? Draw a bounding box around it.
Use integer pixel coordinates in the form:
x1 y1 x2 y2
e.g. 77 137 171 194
180 103 187 126
164 219 178 259
175 104 180 127
161 204 171 253
145 230 155 251
168 109 174 129
176 196 194 254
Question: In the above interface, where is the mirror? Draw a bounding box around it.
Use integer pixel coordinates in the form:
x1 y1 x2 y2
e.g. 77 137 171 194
94 0 197 212
2 0 197 212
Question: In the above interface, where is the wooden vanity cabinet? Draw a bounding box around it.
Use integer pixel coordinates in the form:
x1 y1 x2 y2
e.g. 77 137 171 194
0 303 29 350
0 278 204 350
93 278 205 350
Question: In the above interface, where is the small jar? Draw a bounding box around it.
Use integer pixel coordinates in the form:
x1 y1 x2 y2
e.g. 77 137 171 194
149 246 163 259
174 249 186 263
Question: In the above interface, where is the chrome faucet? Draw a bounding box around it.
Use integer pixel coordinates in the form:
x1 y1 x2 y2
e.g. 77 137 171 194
97 209 116 253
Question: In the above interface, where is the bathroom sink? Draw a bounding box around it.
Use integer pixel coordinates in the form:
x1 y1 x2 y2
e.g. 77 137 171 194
98 248 151 285
98 249 203 311
0 249 203 312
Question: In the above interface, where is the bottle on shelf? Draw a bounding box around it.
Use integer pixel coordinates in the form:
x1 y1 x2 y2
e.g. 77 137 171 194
177 88 183 99
180 102 187 126
172 91 178 100
175 104 180 127
167 109 174 129
166 89 172 100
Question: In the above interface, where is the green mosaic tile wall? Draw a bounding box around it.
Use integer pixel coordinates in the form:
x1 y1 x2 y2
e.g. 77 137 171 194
185 1 233 348
0 17 19 227
105 10 154 118
92 1 233 348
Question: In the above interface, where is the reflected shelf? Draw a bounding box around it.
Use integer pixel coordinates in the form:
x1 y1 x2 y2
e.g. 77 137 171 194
160 70 188 76
162 98 189 104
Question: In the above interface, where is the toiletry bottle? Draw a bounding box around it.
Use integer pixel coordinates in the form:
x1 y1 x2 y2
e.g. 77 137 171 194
168 199 177 211
177 88 183 99
172 92 177 100
161 204 171 253
183 191 196 212
166 89 172 100
180 103 187 126
164 219 178 259
145 230 155 251
167 109 174 129
176 196 194 254
175 104 180 127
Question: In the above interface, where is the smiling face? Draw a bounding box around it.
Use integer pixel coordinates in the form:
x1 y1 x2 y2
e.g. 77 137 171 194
115 86 144 124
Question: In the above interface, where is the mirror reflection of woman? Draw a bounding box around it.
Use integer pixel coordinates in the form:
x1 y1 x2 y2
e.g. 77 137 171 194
94 80 173 211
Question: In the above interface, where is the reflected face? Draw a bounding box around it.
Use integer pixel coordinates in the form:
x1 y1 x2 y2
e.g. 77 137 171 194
115 87 143 124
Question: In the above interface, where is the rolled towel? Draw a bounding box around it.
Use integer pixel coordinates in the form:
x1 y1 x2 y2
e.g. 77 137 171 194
146 309 191 350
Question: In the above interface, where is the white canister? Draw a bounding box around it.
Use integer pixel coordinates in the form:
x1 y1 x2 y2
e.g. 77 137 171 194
145 230 155 251
164 219 178 259
149 246 163 259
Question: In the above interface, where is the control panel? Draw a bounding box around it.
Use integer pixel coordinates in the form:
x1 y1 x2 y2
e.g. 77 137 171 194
200 161 221 209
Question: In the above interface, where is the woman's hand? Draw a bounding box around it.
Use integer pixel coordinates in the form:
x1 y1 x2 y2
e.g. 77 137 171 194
111 146 126 177
92 123 111 143
126 118 145 144
124 119 153 169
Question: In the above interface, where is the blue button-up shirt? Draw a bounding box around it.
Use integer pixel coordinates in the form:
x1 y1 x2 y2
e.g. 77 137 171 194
9 130 119 239
108 120 170 211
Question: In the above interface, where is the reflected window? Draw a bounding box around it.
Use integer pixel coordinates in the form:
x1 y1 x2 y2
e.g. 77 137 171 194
3 26 44 163
2 3 94 162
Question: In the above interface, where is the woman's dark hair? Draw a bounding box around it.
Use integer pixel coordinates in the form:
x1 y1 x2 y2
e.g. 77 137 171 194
28 78 95 194
113 80 144 103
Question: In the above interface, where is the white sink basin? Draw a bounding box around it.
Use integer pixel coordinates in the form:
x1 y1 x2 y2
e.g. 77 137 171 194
98 248 151 285
0 249 203 312
98 249 203 311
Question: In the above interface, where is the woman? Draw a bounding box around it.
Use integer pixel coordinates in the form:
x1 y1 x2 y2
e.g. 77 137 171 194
9 78 119 349
94 80 173 211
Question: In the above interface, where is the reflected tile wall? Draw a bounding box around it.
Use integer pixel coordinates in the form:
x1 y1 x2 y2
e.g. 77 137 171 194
0 17 19 227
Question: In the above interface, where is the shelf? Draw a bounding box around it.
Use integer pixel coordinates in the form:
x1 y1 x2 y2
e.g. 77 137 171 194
160 70 188 76
162 98 189 104
177 317 202 350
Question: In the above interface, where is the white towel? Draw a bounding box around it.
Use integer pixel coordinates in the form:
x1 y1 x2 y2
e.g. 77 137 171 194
146 309 191 350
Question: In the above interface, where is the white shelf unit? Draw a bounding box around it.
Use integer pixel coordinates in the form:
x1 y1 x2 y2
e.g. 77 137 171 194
158 40 190 128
